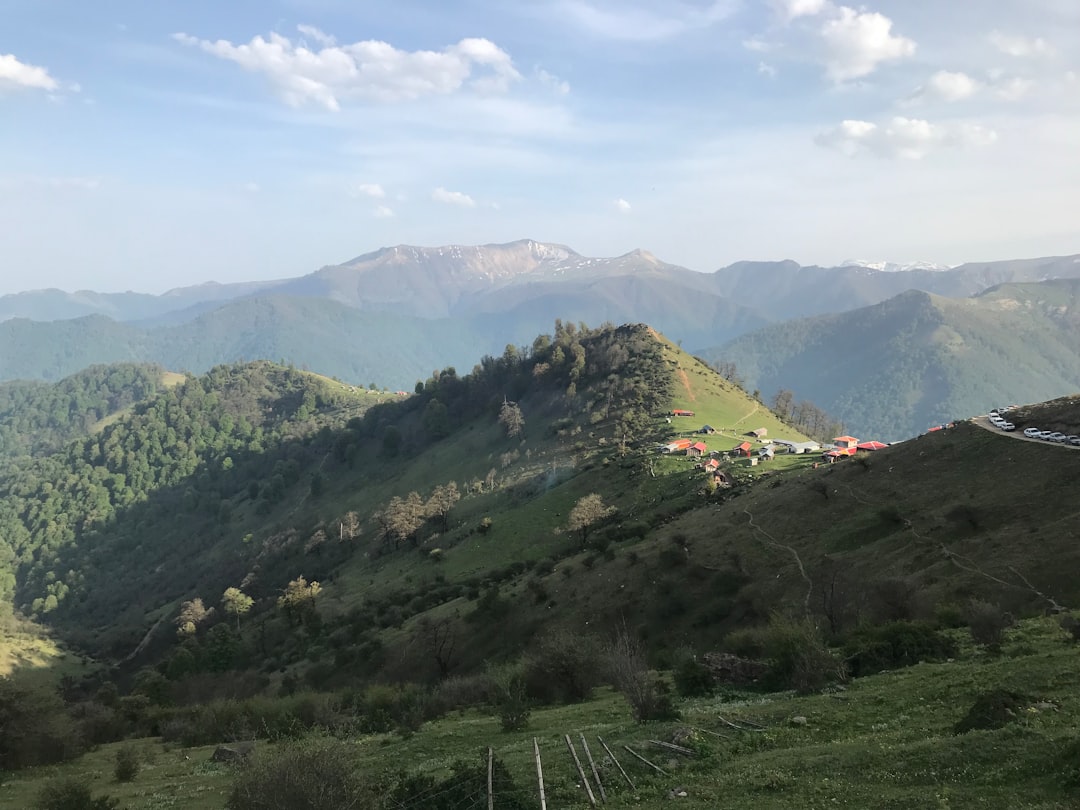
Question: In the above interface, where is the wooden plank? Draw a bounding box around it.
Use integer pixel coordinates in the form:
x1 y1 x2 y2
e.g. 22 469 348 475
597 736 635 790
565 734 597 807
580 733 607 803
623 745 667 775
648 739 695 756
534 738 547 810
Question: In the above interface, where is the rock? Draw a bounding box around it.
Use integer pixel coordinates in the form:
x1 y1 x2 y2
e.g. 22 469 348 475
668 787 689 798
790 716 808 726
210 741 256 763
671 728 696 747
701 652 769 686
1034 701 1058 712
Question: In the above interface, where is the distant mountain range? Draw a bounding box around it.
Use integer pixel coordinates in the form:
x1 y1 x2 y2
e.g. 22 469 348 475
705 279 1080 440
3 239 1080 438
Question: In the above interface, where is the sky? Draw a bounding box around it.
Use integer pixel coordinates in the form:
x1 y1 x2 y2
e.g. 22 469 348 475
1 0 1079 294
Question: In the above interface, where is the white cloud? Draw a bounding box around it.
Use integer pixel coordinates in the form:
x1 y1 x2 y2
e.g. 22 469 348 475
0 53 59 92
614 198 632 213
771 0 829 22
742 37 773 53
989 31 1054 57
373 205 394 218
820 7 916 82
536 68 570 95
552 0 737 42
758 61 778 78
173 27 522 110
815 116 997 159
351 182 386 198
995 76 1034 101
432 187 476 207
296 24 336 48
910 70 980 103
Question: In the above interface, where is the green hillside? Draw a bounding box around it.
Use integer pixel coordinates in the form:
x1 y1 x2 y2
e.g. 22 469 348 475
707 280 1080 440
4 323 1080 808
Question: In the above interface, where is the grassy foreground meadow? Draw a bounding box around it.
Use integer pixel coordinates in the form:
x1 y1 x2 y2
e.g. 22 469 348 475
4 616 1078 809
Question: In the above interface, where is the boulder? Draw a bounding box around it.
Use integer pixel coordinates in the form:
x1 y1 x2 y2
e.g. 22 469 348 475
701 652 768 686
211 740 256 763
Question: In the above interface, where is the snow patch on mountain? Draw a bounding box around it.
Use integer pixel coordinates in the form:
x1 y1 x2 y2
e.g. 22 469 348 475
842 259 955 272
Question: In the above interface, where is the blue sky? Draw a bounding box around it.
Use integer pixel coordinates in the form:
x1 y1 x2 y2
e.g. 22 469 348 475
2 0 1078 294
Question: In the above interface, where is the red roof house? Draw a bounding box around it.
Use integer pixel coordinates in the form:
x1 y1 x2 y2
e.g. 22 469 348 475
732 441 753 458
833 436 859 450
687 442 708 457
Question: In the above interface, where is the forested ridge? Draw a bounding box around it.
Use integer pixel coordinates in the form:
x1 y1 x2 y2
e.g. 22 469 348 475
0 363 164 459
0 322 673 656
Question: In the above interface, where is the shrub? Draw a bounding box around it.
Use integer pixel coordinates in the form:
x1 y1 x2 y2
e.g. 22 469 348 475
751 617 842 695
954 689 1029 735
1060 615 1080 643
34 777 119 810
843 621 957 677
523 628 601 705
226 736 376 810
114 744 141 782
487 662 530 732
0 675 84 770
673 651 714 698
966 600 1014 651
606 625 680 723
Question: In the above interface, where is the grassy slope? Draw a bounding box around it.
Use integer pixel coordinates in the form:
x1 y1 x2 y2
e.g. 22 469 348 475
4 617 1078 809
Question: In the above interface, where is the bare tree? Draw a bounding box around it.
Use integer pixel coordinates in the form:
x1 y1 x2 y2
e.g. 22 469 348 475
426 482 460 531
498 399 525 439
417 616 458 678
176 597 213 638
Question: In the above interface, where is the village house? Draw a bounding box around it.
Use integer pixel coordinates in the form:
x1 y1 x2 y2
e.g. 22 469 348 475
732 441 753 458
687 441 708 458
672 409 695 418
662 438 693 454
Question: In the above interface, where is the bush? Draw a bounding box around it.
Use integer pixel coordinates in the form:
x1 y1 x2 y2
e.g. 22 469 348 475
966 600 1014 651
114 744 140 782
954 689 1029 735
34 777 119 810
0 675 84 770
743 614 846 694
606 625 680 723
523 628 600 705
487 662 530 732
673 651 714 698
227 736 376 810
843 621 957 677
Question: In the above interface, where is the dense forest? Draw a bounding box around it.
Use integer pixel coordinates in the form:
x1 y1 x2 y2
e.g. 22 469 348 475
0 363 164 459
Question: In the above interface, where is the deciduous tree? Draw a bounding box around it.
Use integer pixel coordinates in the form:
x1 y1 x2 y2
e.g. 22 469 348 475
567 494 616 547
222 587 254 632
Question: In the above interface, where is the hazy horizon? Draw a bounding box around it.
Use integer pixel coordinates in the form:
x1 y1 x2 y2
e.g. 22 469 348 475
3 0 1079 295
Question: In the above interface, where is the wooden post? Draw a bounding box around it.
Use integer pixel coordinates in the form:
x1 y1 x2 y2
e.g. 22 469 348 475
487 747 494 810
564 734 597 807
597 736 635 790
580 733 606 803
623 745 667 775
534 738 547 810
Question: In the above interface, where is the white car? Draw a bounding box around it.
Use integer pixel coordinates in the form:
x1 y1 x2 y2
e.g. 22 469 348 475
1050 432 1068 443
1001 422 1016 431
1024 428 1041 438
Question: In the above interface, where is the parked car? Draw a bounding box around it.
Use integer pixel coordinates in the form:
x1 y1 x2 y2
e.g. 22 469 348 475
1049 432 1067 443
1038 431 1054 440
1024 427 1041 438
1070 437 1080 447
1002 422 1016 431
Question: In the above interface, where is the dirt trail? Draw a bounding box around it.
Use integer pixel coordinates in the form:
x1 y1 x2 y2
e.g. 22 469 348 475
675 359 696 402
732 403 759 428
971 416 1080 449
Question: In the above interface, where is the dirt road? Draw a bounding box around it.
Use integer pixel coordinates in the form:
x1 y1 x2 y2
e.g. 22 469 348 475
970 416 1080 449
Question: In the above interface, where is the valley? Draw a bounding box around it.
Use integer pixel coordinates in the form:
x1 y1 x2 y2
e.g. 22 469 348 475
2 322 1079 808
